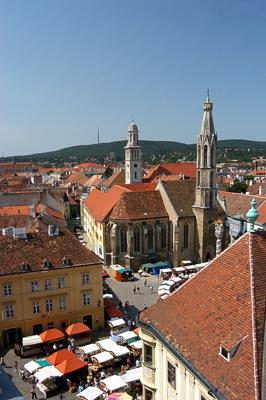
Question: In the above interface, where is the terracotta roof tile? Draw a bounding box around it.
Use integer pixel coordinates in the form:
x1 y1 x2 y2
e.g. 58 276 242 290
161 180 196 217
0 228 100 276
219 191 265 220
104 170 125 188
110 191 168 220
140 231 266 400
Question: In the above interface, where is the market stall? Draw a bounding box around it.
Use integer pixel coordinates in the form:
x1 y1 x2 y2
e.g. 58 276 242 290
109 345 130 360
107 319 127 335
56 357 87 375
117 331 138 345
101 375 127 393
15 335 43 357
66 322 91 346
24 360 40 374
47 349 76 365
77 386 104 400
96 338 116 352
129 340 142 357
80 343 100 356
121 367 141 383
34 365 64 398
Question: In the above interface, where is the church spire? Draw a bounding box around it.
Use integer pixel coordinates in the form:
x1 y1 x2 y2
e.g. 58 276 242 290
124 121 142 184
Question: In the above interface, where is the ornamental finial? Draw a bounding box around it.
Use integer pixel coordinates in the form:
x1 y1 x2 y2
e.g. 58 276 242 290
246 198 259 233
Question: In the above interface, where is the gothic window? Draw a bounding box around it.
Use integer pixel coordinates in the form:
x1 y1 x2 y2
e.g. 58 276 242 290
120 226 127 253
134 226 141 252
134 172 137 180
203 145 208 167
210 146 215 167
197 145 201 167
183 223 189 249
210 171 214 187
147 225 154 250
161 224 167 248
197 171 200 186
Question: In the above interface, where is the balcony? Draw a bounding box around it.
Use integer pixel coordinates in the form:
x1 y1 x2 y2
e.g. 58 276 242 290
141 363 156 388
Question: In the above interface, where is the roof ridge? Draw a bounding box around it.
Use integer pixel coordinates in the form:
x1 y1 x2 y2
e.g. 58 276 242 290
249 233 260 400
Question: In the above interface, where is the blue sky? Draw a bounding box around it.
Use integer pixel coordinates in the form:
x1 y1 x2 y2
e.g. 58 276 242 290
0 0 265 156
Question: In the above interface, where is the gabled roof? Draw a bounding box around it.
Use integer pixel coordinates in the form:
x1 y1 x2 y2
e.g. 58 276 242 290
110 190 168 220
66 172 88 184
140 231 266 400
144 162 196 182
119 182 157 192
218 191 265 220
160 180 196 217
103 170 125 188
84 185 129 222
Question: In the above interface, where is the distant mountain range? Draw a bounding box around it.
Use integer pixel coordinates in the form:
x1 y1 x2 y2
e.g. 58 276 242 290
6 139 266 162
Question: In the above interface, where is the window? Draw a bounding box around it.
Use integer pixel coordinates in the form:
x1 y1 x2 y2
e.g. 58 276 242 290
203 145 208 167
161 224 167 248
120 226 127 253
44 279 52 291
59 297 66 310
83 292 90 306
46 299 53 312
220 346 230 360
167 361 176 388
210 171 214 188
82 273 90 285
5 304 14 319
134 226 140 252
183 223 189 249
147 225 153 250
31 281 39 293
134 172 137 179
47 322 54 329
144 344 153 365
210 145 215 167
57 277 65 289
145 388 153 400
3 284 12 296
197 170 200 186
32 301 40 314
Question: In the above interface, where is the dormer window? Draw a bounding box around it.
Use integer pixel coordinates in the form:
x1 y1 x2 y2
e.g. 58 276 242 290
62 257 71 267
220 346 230 361
42 259 51 269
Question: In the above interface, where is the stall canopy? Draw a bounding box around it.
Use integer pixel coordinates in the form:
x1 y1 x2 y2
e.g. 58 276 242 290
118 331 137 341
106 306 124 318
130 339 143 350
56 357 87 374
24 360 40 373
22 335 42 346
36 359 51 368
34 366 63 383
107 394 132 400
101 375 127 392
80 343 100 355
77 386 104 400
47 349 76 365
108 319 126 328
92 351 114 364
96 338 116 351
109 345 130 358
141 263 154 271
39 328 64 343
66 322 91 336
133 327 140 335
121 367 141 383
153 261 171 275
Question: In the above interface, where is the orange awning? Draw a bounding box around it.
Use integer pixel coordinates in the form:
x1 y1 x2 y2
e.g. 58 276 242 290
56 357 87 374
39 328 65 343
47 349 76 365
66 322 91 336
133 327 140 335
106 305 124 318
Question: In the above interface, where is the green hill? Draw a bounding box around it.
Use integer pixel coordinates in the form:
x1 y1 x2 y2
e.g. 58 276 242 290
6 139 266 163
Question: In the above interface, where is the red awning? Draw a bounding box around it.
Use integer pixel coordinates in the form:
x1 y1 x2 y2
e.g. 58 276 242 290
39 328 65 343
56 357 87 374
106 305 124 318
66 322 91 336
47 349 76 365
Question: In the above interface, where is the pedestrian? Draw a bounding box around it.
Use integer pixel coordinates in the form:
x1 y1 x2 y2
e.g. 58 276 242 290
144 304 147 310
58 392 64 400
133 285 136 294
31 385 37 400
14 360 18 373
137 287 140 293
53 343 57 351
150 284 153 292
100 370 105 379
125 301 129 311
136 358 141 367
144 278 147 286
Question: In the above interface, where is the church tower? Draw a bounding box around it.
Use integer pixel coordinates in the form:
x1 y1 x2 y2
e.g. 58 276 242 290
193 93 217 262
124 121 142 184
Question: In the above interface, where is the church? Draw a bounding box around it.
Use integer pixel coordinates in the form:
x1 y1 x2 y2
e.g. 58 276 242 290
81 95 225 269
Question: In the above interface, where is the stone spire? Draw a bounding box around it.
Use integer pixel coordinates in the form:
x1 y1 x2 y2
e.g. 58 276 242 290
246 198 259 232
124 121 142 184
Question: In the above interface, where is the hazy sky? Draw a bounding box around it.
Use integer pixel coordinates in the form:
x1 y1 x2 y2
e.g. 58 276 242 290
0 0 265 156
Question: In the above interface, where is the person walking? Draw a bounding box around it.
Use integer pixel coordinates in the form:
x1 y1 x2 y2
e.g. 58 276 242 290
31 385 37 400
144 279 147 287
133 285 136 294
150 284 153 292
137 287 140 293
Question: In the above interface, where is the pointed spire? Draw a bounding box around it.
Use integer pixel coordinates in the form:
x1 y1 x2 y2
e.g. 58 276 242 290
206 88 210 103
246 198 259 232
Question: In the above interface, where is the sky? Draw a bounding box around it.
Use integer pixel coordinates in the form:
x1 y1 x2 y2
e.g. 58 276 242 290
0 0 265 156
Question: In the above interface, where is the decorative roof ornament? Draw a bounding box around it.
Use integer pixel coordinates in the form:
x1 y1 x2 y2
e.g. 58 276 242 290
246 198 259 233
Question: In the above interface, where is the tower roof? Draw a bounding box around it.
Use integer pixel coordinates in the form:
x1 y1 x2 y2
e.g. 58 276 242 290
128 121 138 132
199 93 216 140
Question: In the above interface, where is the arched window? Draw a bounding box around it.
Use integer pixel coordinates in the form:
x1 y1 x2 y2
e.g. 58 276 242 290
183 223 189 250
210 146 214 167
197 145 201 167
147 225 154 250
203 145 208 167
120 226 127 253
210 171 214 187
134 226 140 252
134 172 137 180
197 171 200 186
161 224 167 248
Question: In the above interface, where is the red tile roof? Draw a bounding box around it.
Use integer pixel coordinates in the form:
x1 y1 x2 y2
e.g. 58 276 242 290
218 191 265 220
140 231 266 400
103 170 125 189
119 182 157 191
257 201 266 225
144 162 196 182
110 191 168 220
0 205 31 216
84 185 129 222
0 228 100 276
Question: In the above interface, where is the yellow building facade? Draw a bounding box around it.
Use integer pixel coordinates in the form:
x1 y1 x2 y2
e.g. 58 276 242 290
0 228 104 347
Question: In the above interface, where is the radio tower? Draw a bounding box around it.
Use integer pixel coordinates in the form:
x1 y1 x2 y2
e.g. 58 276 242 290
97 128 100 144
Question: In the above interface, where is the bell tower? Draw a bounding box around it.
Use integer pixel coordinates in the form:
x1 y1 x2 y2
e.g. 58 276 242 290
124 121 142 184
193 93 217 262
